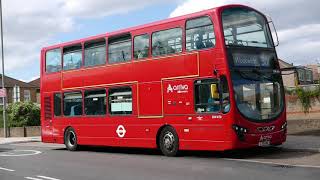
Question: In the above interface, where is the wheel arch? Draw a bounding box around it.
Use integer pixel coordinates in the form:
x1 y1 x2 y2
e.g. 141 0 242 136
63 126 73 144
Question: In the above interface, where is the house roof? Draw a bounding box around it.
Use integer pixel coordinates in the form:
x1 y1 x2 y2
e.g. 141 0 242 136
28 78 40 87
0 74 36 88
278 59 294 68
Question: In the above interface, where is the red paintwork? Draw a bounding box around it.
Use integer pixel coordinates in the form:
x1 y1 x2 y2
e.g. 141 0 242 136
40 4 286 151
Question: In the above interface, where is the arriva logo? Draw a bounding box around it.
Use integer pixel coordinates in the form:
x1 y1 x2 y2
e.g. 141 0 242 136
167 84 189 94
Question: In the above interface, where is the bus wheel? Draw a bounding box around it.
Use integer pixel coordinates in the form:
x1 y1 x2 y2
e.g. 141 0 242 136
64 127 79 151
159 126 179 157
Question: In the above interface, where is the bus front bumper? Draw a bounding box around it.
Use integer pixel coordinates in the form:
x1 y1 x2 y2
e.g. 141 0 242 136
233 129 287 149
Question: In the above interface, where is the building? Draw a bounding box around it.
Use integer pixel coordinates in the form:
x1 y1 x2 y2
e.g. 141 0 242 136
297 67 313 85
28 78 40 104
279 59 313 87
0 75 39 105
306 64 320 84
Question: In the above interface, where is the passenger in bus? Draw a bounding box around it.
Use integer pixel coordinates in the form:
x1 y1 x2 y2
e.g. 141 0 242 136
222 96 230 113
153 41 165 56
195 34 206 50
205 37 214 48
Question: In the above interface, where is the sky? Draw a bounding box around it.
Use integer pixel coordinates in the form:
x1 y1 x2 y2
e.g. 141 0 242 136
1 0 319 82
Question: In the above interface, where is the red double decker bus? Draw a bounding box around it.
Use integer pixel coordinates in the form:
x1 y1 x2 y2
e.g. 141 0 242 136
41 4 286 156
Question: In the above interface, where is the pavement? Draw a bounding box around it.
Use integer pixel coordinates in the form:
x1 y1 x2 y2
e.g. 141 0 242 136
0 137 41 145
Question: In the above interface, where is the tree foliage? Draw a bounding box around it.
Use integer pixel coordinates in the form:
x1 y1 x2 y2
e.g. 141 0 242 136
286 86 320 114
6 102 40 127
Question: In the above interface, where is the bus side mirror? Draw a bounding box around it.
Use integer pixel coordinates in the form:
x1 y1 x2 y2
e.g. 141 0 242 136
211 84 219 99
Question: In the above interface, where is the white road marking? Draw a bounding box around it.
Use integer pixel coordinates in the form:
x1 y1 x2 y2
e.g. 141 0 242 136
0 166 15 172
12 143 64 148
224 158 320 169
25 177 43 180
0 150 42 157
37 175 61 180
25 176 61 180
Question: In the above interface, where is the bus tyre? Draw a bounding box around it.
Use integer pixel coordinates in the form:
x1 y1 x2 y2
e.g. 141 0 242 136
65 128 79 151
159 126 179 157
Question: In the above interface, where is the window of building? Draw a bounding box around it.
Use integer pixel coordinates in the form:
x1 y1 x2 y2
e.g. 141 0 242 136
54 93 62 116
108 87 132 115
63 45 82 70
63 91 82 116
13 85 20 103
46 48 61 73
298 69 305 82
84 40 106 67
108 34 132 64
194 79 220 113
186 16 215 51
306 70 313 82
84 89 106 116
134 34 149 60
152 28 182 57
36 89 40 104
24 90 31 102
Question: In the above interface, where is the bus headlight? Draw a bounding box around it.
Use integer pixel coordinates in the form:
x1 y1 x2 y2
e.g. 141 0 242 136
232 124 249 133
232 124 249 142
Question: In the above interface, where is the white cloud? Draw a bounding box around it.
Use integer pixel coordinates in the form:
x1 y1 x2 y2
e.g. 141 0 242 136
0 0 168 78
170 0 320 65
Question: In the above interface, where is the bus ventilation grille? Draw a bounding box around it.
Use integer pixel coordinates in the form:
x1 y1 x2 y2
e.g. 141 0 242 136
44 96 52 120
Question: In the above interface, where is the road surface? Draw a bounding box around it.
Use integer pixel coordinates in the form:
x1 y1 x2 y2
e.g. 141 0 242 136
0 142 320 180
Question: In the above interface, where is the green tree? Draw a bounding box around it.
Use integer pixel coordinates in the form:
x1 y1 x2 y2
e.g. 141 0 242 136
6 102 40 127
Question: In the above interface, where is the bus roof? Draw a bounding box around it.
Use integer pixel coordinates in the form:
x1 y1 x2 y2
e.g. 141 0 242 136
42 4 253 51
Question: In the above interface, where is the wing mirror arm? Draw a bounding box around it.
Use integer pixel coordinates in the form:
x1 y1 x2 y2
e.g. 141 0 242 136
266 15 279 47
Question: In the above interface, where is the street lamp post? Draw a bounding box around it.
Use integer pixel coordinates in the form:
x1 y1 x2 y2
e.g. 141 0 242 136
0 0 6 138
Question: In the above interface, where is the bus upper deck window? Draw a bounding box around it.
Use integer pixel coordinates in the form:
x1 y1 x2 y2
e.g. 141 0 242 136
186 16 215 51
152 28 182 57
46 48 62 73
84 40 106 67
108 34 132 64
63 45 82 70
134 34 149 60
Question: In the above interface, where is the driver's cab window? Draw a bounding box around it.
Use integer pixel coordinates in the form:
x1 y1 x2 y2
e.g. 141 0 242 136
221 76 230 113
194 79 220 113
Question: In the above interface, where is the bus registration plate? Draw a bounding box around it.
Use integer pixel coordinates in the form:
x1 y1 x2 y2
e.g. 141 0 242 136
258 135 272 147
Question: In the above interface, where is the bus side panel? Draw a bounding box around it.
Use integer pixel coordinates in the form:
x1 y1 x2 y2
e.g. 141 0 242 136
163 80 194 115
138 82 163 116
77 53 199 88
62 70 84 89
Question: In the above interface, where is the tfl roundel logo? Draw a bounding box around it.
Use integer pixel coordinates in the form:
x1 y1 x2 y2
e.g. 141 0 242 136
116 125 126 138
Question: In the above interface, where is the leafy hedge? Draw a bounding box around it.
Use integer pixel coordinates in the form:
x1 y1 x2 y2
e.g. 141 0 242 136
5 102 40 127
286 86 320 113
